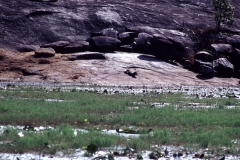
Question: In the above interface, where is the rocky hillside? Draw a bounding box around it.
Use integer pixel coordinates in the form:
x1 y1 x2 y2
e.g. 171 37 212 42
0 0 240 85
0 0 239 49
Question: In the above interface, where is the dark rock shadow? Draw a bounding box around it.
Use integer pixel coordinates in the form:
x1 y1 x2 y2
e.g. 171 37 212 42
33 54 55 58
196 74 214 80
137 55 164 62
10 67 37 76
28 11 56 17
69 53 106 61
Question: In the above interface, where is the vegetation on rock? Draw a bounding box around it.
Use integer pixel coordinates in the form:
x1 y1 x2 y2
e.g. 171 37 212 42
212 0 235 30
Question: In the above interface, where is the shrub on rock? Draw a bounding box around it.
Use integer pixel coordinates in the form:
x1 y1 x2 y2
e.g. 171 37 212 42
212 0 235 30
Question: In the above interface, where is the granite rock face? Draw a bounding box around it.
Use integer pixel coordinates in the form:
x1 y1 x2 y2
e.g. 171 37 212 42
213 58 234 77
1 0 240 82
0 0 239 50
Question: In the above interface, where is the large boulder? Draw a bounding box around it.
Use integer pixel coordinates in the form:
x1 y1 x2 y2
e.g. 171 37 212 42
226 35 240 49
126 26 194 61
61 41 90 53
88 36 121 52
194 59 212 72
126 26 193 46
199 65 214 77
34 47 55 57
118 32 137 45
210 44 233 59
100 28 118 38
213 58 234 77
16 44 40 52
90 28 119 39
125 26 160 35
126 26 193 45
147 34 172 59
41 41 70 53
194 51 214 62
230 48 240 76
147 34 181 60
132 32 153 53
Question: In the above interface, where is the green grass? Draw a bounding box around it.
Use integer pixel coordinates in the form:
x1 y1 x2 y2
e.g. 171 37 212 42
0 86 240 154
0 124 124 154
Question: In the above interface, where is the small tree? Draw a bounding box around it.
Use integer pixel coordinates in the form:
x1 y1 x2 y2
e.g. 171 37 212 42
212 0 235 30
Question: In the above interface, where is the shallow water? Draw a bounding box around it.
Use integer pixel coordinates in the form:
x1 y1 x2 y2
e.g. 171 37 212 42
1 82 240 99
1 83 240 159
0 125 239 160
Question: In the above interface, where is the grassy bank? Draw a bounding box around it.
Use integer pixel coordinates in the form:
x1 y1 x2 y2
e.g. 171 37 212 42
0 86 240 155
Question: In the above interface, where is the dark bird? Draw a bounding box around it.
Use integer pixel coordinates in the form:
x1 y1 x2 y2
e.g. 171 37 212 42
218 155 225 160
164 148 169 156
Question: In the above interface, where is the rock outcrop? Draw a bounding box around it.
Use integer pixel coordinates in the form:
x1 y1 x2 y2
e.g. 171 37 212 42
194 51 214 63
61 41 90 53
0 0 240 81
118 32 136 45
213 58 234 77
199 65 214 77
230 48 240 76
34 48 55 57
210 44 233 59
132 33 153 53
41 41 70 53
0 0 239 50
226 35 240 49
16 44 40 52
88 36 121 52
